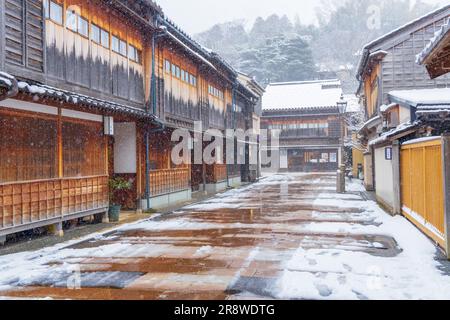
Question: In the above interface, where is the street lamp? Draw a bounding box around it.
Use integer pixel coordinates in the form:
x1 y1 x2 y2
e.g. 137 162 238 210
336 94 348 193
337 94 348 115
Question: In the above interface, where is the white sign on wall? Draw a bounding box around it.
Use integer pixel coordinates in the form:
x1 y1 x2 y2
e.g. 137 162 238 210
114 123 137 174
104 116 114 136
330 153 337 163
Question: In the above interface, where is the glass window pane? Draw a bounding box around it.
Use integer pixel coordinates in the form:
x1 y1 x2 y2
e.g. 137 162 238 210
101 29 109 48
50 1 63 24
136 49 142 64
43 0 50 19
112 36 120 53
78 16 88 37
128 45 136 60
165 60 171 72
66 10 77 31
91 24 100 43
172 64 176 76
119 40 127 56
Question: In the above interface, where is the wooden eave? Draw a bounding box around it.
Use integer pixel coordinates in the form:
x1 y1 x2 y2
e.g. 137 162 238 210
422 35 450 79
262 106 340 117
12 80 162 126
105 0 160 32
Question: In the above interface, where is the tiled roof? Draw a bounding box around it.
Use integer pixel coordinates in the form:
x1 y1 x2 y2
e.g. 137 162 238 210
262 79 342 111
0 72 161 124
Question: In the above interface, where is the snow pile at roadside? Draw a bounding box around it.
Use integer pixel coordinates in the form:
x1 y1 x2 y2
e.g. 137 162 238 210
276 180 450 300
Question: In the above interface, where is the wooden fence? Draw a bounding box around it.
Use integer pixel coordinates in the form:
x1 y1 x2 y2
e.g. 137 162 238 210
0 175 108 233
213 164 227 183
149 168 190 196
401 138 445 247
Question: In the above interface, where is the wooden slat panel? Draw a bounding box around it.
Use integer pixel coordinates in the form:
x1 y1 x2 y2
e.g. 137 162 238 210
0 176 108 233
149 168 189 196
26 0 44 71
425 145 444 235
5 0 24 65
401 140 445 247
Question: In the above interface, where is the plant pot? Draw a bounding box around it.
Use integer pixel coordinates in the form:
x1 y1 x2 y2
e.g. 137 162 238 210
108 205 121 222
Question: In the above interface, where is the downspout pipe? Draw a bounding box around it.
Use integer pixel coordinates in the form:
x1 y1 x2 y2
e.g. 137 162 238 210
151 27 168 114
225 86 232 188
145 20 167 210
226 83 238 188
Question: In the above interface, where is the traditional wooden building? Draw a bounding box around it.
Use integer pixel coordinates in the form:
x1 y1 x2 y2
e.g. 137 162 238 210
0 0 165 241
261 79 345 172
356 5 450 256
356 4 450 192
142 16 262 206
0 0 262 241
237 72 265 182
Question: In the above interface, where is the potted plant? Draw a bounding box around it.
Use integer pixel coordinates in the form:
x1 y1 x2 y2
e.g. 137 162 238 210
108 177 132 222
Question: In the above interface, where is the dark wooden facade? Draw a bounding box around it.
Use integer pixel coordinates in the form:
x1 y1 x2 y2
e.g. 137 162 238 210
261 107 343 172
0 0 262 239
0 0 162 235
357 5 450 121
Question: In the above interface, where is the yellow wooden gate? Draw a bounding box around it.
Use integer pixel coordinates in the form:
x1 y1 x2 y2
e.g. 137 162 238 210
401 138 445 248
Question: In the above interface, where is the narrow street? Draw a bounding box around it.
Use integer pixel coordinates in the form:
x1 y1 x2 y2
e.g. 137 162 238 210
0 173 449 300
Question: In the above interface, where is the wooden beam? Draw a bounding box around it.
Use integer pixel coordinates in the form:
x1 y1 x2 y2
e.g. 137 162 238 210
441 134 450 259
0 0 5 71
57 108 63 178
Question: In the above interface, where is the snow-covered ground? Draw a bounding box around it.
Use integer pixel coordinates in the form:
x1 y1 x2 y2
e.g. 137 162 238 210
278 179 450 299
0 173 449 300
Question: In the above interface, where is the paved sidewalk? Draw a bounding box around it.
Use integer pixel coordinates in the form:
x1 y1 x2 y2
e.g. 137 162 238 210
0 173 449 300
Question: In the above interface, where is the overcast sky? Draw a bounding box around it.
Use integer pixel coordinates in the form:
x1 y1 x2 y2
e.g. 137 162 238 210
155 0 448 34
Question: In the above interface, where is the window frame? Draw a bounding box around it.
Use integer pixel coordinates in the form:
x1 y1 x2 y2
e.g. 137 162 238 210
49 1 63 25
112 35 120 54
165 60 171 73
172 64 177 77
91 24 101 44
128 44 142 64
100 29 110 49
78 15 89 38
65 9 77 32
119 39 127 57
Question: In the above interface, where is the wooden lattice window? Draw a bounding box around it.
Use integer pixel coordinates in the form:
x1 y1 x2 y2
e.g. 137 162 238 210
62 120 106 177
0 110 58 183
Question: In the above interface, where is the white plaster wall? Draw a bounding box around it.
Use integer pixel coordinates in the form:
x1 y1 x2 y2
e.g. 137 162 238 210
374 146 394 209
399 105 411 124
114 123 137 174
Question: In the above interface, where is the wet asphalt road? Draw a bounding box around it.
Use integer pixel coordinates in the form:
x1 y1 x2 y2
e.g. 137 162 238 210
0 173 402 300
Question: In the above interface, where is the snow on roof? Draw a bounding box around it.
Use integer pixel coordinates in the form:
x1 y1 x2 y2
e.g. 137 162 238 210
0 71 14 89
380 103 398 113
262 79 342 111
343 94 361 113
369 122 419 146
363 5 450 51
359 115 382 133
357 5 450 78
416 22 450 65
14 78 161 123
165 30 217 71
402 136 441 146
389 88 450 107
